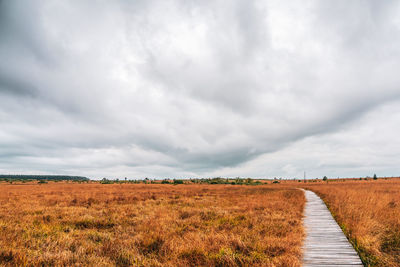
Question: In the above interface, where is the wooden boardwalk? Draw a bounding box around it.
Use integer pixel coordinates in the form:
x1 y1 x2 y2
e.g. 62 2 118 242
302 190 363 266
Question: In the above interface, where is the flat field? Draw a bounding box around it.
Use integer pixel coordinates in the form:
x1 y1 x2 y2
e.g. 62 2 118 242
303 179 400 266
0 183 304 266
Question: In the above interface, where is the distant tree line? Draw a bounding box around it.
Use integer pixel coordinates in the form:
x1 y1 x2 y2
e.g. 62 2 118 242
190 177 264 185
98 177 267 185
0 175 89 181
163 177 265 185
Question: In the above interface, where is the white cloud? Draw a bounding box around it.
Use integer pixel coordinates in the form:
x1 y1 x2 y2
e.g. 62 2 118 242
0 0 400 178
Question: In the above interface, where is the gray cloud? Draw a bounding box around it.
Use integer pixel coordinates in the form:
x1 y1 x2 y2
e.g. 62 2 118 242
0 71 37 96
1 0 400 178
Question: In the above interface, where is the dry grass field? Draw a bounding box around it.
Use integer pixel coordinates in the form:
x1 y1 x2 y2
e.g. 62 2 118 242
0 183 305 266
303 179 400 266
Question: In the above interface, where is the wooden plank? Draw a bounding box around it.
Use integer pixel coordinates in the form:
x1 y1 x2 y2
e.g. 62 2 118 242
301 189 364 267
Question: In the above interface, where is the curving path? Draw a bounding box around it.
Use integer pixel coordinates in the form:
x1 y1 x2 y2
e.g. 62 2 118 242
302 189 363 266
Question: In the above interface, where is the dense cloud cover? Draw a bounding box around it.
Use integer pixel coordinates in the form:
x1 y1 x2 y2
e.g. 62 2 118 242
1 0 400 179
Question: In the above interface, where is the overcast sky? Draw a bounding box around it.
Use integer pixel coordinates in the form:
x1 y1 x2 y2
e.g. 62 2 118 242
1 0 400 179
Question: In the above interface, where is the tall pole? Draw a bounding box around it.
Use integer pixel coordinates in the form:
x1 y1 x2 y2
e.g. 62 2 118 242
304 171 306 183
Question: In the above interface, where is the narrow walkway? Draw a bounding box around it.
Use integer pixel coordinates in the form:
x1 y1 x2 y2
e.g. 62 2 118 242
302 190 363 266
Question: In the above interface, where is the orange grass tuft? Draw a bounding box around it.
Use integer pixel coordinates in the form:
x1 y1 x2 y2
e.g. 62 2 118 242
0 183 304 266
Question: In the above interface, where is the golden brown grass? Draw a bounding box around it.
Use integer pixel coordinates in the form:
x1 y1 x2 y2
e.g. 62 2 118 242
0 183 304 266
303 179 400 266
